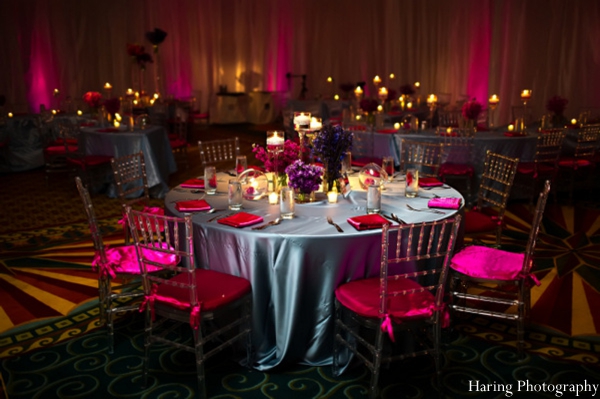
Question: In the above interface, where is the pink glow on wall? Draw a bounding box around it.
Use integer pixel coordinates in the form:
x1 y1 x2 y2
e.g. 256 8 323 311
466 8 492 105
27 25 57 112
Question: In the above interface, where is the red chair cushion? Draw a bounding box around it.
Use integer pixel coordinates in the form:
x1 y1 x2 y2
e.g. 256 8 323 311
67 155 112 169
50 138 79 146
170 138 188 149
351 157 383 168
45 145 78 155
335 277 437 321
439 163 474 177
517 162 557 175
464 209 497 233
450 245 524 281
156 269 251 312
558 158 592 169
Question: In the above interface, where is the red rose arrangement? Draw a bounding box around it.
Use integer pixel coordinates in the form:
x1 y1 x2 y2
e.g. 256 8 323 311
461 99 483 120
83 91 103 109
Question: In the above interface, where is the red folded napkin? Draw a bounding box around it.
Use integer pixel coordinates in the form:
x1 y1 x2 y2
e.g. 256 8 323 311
419 177 444 187
503 132 527 137
376 128 398 134
80 122 96 127
97 128 119 132
175 199 211 212
428 197 462 209
180 178 204 188
347 214 390 231
218 212 264 228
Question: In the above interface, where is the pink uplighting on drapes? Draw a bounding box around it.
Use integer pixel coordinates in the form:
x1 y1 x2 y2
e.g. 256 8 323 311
26 14 58 112
465 7 492 105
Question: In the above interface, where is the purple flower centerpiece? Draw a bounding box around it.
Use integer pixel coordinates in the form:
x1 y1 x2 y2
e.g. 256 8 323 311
285 160 323 202
311 125 353 191
252 139 300 187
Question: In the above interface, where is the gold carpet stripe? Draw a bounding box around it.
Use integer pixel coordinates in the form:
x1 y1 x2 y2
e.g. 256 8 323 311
11 268 97 288
0 307 13 331
571 273 596 336
36 251 94 258
586 215 600 238
531 267 557 307
564 207 575 234
0 275 76 315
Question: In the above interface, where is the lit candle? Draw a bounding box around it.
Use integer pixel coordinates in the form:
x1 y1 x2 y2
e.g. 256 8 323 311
293 112 310 129
378 87 388 102
508 124 514 131
153 93 159 99
377 105 383 112
327 76 333 83
115 113 122 122
489 94 499 105
53 88 60 97
114 120 120 128
104 82 112 90
77 110 82 116
414 82 420 88
447 127 452 134
355 114 362 121
394 122 400 130
126 88 134 96
269 192 279 205
373 75 382 86
334 94 339 100
8 112 13 118
521 90 532 100
389 73 395 80
427 94 437 104
354 86 363 97
406 102 413 109
266 130 285 146
571 118 577 125
310 117 322 130
327 192 338 203
51 109 57 115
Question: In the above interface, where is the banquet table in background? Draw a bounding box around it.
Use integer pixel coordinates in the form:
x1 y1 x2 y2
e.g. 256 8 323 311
80 125 177 198
165 173 463 370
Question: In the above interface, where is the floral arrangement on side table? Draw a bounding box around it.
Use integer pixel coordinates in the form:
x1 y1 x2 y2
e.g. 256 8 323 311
252 139 300 188
462 98 483 130
311 125 353 191
83 91 103 118
285 160 323 202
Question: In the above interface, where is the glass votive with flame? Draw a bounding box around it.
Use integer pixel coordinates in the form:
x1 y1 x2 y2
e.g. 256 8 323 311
8 112 13 118
394 122 400 130
508 124 514 131
269 192 279 205
77 110 82 116
327 191 338 203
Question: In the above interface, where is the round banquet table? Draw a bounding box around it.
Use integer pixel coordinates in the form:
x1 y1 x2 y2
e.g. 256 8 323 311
164 173 464 370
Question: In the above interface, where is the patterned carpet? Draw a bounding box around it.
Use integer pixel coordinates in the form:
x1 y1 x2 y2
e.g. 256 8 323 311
1 123 600 397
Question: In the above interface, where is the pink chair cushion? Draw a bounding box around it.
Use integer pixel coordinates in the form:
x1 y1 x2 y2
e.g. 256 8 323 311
335 277 438 322
464 209 497 233
439 163 474 177
155 269 251 312
92 244 178 278
450 245 525 281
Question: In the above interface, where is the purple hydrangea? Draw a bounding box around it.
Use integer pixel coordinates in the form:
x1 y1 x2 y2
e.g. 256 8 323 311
285 160 323 193
311 125 353 189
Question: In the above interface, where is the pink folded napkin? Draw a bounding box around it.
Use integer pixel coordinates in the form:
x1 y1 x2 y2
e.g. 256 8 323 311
97 128 119 132
428 197 462 209
347 214 390 231
419 177 444 187
218 212 264 228
503 132 527 137
376 128 397 134
180 178 205 188
175 199 211 212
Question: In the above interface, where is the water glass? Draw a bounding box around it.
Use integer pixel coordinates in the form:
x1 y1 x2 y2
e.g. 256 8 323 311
235 155 247 177
405 169 419 198
228 179 242 210
342 151 352 174
280 187 295 219
366 185 381 214
382 156 394 182
204 166 217 195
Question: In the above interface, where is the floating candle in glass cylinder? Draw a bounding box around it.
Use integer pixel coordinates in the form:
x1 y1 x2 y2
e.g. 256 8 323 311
293 112 310 130
269 192 279 205
310 117 322 130
520 90 532 100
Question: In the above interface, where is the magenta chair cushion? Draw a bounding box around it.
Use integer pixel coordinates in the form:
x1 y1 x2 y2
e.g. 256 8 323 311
439 163 474 177
464 209 497 233
44 145 78 155
154 269 251 313
92 244 178 278
170 138 189 149
67 155 112 169
517 162 556 176
335 277 439 322
450 245 524 281
558 158 592 169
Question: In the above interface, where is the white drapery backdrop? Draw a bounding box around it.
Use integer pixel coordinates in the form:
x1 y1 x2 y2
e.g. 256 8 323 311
1 0 599 125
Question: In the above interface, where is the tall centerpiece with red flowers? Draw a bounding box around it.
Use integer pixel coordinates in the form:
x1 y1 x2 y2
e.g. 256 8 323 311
360 98 379 126
127 43 153 96
461 98 483 131
145 28 167 98
546 95 569 127
83 91 103 123
311 125 353 192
